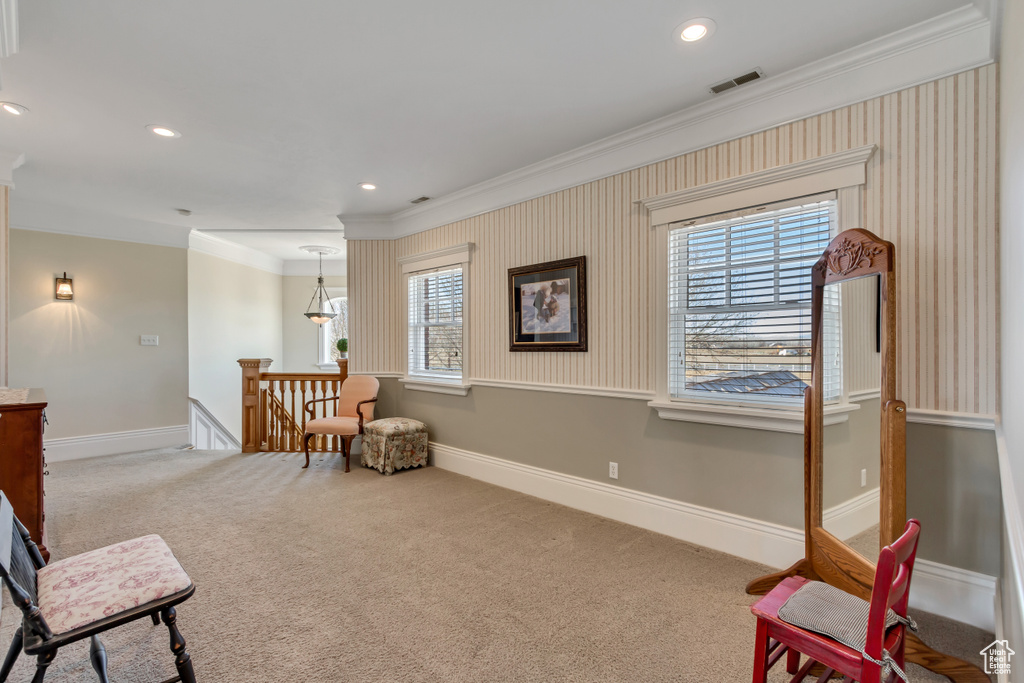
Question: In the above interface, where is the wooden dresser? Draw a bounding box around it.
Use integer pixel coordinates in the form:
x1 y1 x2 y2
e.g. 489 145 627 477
0 388 48 561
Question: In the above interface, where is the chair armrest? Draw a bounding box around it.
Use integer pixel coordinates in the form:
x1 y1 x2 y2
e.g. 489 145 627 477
304 395 339 419
356 398 379 432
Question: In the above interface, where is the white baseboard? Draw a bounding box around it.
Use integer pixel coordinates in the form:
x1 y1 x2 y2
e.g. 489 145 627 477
44 425 190 462
823 487 880 541
911 560 997 632
429 441 996 631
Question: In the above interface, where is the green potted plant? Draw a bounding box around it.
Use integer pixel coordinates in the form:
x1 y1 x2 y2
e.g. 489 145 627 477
336 338 348 360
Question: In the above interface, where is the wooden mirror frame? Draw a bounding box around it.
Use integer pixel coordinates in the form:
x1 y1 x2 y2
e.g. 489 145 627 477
745 229 987 681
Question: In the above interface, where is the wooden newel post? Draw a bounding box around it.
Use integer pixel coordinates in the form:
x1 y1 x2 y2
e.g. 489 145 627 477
238 358 272 453
336 358 348 384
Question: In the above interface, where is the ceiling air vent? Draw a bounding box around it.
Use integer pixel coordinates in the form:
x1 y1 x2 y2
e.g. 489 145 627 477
709 68 765 95
410 196 431 204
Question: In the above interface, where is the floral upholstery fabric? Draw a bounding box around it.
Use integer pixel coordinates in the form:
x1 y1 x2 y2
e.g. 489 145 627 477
36 534 192 635
362 418 428 475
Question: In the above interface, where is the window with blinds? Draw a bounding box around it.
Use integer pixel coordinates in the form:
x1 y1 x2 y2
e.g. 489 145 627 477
408 267 463 379
668 196 841 401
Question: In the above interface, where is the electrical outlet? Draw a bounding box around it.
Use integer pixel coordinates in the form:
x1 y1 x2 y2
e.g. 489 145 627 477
609 462 618 479
861 469 867 488
140 335 159 346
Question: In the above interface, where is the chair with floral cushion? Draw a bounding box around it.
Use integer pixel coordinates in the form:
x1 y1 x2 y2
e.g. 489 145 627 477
0 491 196 683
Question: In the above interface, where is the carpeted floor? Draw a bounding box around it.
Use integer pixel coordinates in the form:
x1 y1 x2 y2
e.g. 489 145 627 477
0 449 994 682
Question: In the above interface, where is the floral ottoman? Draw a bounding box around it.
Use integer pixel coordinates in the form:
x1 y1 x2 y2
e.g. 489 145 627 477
361 417 428 475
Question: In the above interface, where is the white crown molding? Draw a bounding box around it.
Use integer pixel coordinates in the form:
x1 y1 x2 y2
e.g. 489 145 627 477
11 198 190 248
44 425 190 462
282 259 347 277
342 5 993 241
430 441 996 629
906 409 997 430
0 148 24 187
0 0 18 59
188 230 284 275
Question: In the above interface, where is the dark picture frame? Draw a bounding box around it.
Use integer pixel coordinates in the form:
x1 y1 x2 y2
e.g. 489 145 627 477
508 256 587 352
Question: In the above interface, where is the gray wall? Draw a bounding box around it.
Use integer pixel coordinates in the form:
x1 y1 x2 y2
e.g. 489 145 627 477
374 379 1000 574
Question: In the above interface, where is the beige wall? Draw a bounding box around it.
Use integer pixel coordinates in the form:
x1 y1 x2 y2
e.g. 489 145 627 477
188 250 283 440
351 66 999 416
999 0 1024 666
8 229 188 439
281 275 345 373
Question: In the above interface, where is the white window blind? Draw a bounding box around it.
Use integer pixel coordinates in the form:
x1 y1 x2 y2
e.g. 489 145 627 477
668 196 840 401
408 267 463 379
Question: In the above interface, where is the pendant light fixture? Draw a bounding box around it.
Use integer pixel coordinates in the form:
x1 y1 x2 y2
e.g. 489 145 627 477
301 245 341 324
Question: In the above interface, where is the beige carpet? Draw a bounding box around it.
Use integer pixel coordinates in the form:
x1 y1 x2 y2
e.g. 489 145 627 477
0 449 994 682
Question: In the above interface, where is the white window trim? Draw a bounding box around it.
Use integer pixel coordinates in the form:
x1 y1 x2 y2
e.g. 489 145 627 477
398 243 473 396
316 289 347 371
641 144 876 431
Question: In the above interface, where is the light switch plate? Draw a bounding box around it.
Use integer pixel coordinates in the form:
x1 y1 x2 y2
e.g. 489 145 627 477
141 335 159 346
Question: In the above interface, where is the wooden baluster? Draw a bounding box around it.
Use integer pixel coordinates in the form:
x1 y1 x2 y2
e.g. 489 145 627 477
332 379 340 453
300 381 308 436
266 379 274 451
272 380 281 452
259 387 267 450
290 380 298 452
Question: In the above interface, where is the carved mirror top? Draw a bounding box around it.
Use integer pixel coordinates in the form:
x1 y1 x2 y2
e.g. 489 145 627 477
812 228 893 285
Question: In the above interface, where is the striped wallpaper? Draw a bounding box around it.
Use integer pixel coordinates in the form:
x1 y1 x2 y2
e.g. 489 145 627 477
349 65 998 416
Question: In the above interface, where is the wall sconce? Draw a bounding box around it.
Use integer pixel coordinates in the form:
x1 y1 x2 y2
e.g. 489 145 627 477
55 272 73 300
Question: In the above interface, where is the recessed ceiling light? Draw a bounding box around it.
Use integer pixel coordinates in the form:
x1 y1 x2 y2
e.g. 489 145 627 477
674 17 716 44
359 183 376 190
0 102 28 116
147 125 181 138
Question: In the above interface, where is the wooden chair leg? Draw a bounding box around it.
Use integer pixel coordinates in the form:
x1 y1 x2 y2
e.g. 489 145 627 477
786 647 800 674
89 636 109 683
752 618 770 683
151 613 160 626
161 607 196 683
30 651 54 683
302 433 315 469
0 627 23 682
342 436 351 473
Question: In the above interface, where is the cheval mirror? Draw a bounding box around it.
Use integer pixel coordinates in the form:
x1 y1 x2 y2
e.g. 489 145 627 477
745 228 988 682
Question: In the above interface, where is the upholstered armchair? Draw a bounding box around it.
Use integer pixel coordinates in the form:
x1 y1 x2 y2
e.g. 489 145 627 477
302 375 380 471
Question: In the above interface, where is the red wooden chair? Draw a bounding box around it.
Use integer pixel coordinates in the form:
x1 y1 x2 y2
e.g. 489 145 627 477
750 519 921 683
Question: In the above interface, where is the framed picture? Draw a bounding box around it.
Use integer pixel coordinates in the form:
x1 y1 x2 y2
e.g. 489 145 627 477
508 256 587 352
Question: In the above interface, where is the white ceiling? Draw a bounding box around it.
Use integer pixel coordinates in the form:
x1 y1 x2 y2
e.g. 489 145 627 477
0 0 982 255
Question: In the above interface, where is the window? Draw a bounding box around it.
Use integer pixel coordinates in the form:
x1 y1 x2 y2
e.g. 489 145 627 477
318 297 348 368
668 196 839 402
642 145 874 431
408 268 463 379
398 243 473 395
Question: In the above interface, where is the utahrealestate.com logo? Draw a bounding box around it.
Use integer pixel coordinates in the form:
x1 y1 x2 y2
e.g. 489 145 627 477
981 640 1015 676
